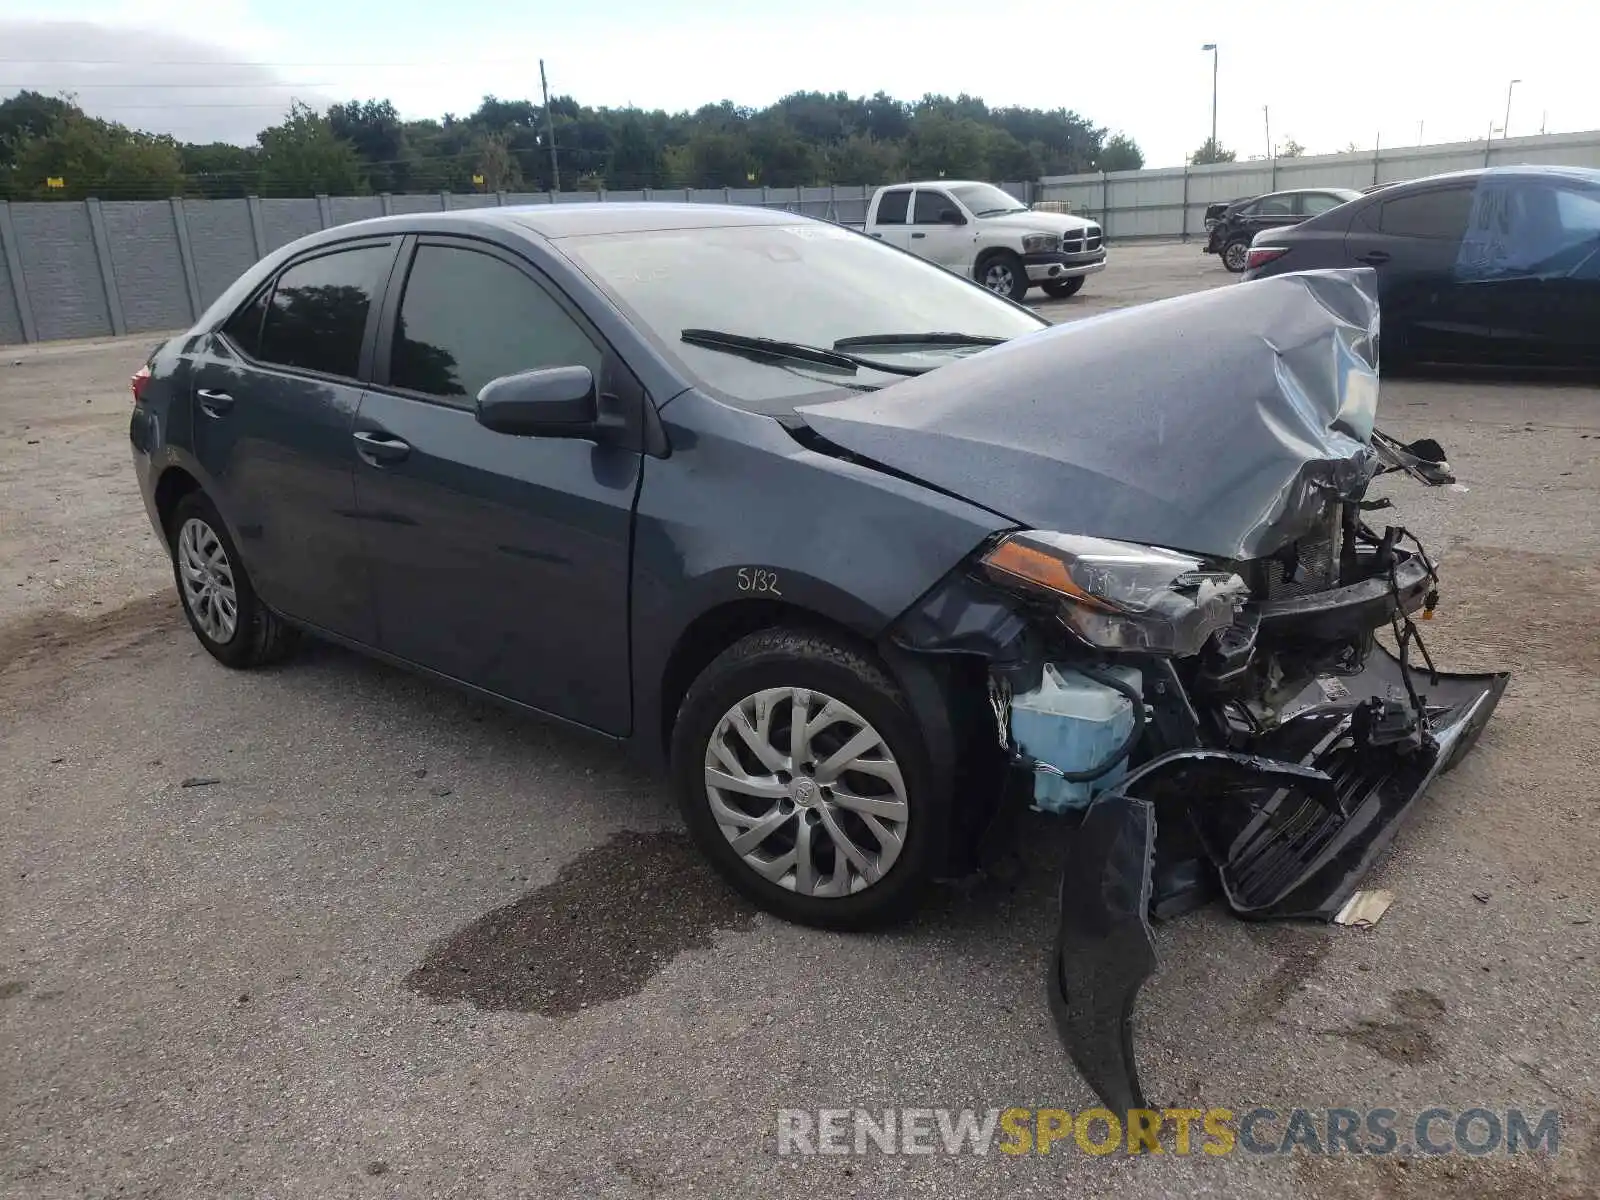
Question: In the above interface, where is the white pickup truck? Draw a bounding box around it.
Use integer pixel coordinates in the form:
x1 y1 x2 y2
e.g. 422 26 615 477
859 181 1106 302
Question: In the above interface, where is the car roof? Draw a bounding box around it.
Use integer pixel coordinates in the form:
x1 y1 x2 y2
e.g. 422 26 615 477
1380 164 1600 191
280 202 816 247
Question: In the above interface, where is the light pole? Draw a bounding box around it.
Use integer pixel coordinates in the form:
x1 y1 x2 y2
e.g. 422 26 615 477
1202 44 1218 157
1503 79 1520 139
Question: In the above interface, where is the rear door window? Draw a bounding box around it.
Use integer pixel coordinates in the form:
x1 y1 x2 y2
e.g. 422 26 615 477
257 244 392 379
1379 187 1474 239
875 189 910 225
389 244 602 406
1256 194 1295 217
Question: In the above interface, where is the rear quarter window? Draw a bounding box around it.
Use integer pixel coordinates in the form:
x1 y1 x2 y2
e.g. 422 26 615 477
221 286 269 357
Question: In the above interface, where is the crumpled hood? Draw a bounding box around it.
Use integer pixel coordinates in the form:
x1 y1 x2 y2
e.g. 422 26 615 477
796 269 1383 562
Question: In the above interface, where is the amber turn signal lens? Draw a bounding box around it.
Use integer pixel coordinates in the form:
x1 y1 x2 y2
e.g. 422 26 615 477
981 537 1114 611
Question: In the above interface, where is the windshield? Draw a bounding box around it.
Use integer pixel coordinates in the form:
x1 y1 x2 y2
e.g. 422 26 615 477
558 221 1047 406
948 183 1029 216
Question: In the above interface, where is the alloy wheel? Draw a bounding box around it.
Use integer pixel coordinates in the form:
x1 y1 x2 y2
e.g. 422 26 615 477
1225 241 1250 271
983 263 1016 294
703 687 910 897
176 517 239 644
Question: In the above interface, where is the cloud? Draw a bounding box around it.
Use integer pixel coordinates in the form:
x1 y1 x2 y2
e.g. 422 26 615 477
0 19 331 145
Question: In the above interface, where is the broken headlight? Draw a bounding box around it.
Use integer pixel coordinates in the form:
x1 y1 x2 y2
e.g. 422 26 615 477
979 531 1250 656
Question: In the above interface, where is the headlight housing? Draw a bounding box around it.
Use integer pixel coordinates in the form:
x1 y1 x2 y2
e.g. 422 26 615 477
1020 232 1059 254
979 531 1250 656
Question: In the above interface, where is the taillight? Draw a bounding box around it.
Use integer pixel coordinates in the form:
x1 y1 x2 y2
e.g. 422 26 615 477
130 364 151 404
1246 246 1289 271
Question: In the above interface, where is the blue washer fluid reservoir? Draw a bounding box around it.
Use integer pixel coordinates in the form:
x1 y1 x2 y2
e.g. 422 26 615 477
1008 663 1143 814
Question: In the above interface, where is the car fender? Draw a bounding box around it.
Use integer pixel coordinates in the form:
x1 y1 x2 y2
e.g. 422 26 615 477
628 389 1013 762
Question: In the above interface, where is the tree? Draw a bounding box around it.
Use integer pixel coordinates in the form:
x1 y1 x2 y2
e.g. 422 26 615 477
747 118 822 187
1342 141 1363 154
1190 137 1237 165
825 135 903 185
606 111 662 189
6 107 183 199
0 90 75 168
8 85 1151 200
1098 133 1144 172
328 99 407 190
472 130 522 191
905 112 991 180
665 128 753 188
256 102 368 196
180 142 259 197
1278 136 1305 159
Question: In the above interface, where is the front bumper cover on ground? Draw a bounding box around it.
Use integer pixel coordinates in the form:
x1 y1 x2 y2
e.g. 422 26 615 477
1048 644 1508 1111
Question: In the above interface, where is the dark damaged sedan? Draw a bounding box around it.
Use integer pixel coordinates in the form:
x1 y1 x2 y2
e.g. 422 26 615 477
128 204 1506 1109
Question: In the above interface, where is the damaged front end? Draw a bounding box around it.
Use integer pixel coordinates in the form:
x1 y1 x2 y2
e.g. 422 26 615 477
879 270 1509 1111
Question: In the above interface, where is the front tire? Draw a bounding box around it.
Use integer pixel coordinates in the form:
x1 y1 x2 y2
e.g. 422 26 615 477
167 491 296 669
1041 276 1086 299
670 629 948 929
977 251 1030 302
1222 237 1251 273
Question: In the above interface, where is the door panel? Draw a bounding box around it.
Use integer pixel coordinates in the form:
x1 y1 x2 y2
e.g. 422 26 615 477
1344 185 1474 360
910 189 973 273
351 239 639 734
189 240 395 641
871 189 913 252
351 394 639 731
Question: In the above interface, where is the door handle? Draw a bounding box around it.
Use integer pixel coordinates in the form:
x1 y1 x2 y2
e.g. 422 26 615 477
352 430 411 465
1357 250 1391 265
196 388 234 417
911 231 927 239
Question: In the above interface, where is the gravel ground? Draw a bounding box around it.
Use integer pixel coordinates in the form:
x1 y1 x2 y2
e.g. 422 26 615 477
2 242 1598 1199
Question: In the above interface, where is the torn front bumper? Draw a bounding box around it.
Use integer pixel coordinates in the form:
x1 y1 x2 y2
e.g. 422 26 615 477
1049 644 1508 1111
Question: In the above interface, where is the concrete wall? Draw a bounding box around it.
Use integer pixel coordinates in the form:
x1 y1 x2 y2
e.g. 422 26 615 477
1039 129 1600 241
0 181 1037 344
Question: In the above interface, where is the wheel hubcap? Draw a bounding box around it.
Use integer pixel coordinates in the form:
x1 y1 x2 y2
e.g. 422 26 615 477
177 517 239 644
703 687 909 897
1226 244 1248 270
984 264 1014 294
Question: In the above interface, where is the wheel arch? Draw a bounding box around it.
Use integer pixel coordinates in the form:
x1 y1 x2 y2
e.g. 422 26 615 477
153 464 203 537
655 597 874 758
652 597 961 794
972 244 1015 277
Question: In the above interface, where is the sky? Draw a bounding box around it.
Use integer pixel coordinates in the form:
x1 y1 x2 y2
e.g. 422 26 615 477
2 1 1592 169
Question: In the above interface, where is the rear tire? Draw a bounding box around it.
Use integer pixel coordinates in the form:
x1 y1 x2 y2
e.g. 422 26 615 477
1042 276 1086 299
670 628 948 930
167 491 296 669
1222 238 1251 273
977 251 1030 302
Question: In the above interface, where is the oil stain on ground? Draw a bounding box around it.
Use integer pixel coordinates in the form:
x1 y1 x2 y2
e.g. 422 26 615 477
1332 986 1447 1063
1243 929 1333 1023
405 829 757 1016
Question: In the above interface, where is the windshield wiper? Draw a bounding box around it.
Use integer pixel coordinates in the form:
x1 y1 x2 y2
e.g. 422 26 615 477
832 332 1008 349
680 328 926 376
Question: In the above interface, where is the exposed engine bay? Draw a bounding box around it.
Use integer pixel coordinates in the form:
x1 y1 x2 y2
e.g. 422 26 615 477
853 271 1510 1112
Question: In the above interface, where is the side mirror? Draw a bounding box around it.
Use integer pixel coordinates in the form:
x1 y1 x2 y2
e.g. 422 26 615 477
939 208 965 225
475 365 598 437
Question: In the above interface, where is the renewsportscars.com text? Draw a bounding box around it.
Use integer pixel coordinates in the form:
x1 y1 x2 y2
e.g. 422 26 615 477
775 1106 1561 1157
